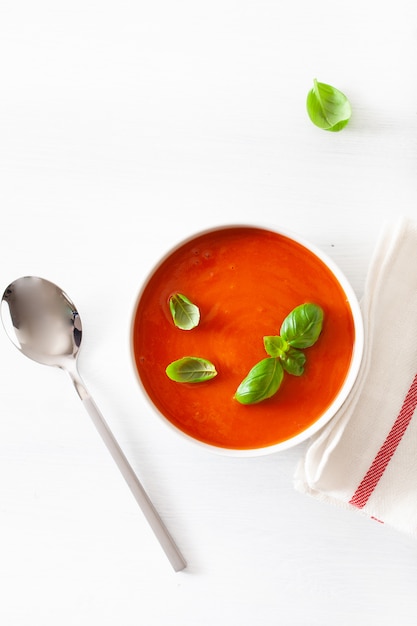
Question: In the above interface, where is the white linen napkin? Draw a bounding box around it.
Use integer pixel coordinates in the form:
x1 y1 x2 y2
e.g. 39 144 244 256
294 217 417 537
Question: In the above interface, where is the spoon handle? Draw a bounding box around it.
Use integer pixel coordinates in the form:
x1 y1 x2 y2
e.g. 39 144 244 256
70 373 186 572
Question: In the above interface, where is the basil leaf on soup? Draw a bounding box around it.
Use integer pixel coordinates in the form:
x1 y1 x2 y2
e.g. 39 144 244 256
169 293 200 330
235 358 284 405
166 357 217 383
281 348 306 376
263 335 289 358
306 79 351 132
280 303 324 349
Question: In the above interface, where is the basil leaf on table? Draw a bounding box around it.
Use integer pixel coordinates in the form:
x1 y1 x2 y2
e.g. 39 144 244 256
306 79 351 132
235 358 284 405
169 293 200 330
166 357 217 383
280 303 324 349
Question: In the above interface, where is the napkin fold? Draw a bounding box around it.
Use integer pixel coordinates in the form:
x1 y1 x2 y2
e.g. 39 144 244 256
294 217 417 537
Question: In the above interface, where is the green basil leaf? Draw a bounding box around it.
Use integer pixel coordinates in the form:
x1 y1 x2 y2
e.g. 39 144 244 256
166 357 217 383
235 358 284 405
306 79 351 132
263 335 288 358
169 293 200 330
281 348 306 376
280 303 324 349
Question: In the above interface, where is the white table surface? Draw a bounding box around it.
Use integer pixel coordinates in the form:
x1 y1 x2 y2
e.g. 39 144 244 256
1 1 417 624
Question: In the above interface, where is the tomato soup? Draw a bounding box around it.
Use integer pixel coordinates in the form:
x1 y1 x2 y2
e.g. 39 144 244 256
131 226 359 452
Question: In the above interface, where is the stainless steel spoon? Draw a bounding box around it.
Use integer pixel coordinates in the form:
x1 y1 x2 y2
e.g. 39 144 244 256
1 276 186 572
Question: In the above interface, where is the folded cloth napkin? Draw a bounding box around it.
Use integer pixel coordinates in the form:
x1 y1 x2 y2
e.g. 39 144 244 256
294 217 417 537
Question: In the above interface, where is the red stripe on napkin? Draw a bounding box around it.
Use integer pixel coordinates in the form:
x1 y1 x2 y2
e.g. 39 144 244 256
349 373 417 509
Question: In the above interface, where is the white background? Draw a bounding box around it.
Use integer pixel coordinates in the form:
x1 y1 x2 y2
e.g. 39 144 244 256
1 1 417 624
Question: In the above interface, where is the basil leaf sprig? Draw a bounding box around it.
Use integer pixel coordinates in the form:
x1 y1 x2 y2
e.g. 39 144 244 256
166 357 217 383
234 357 284 405
235 303 324 405
306 79 351 132
169 293 200 330
280 301 324 348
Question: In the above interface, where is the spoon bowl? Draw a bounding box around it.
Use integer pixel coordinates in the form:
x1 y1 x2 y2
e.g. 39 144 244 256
2 276 81 365
1 276 186 572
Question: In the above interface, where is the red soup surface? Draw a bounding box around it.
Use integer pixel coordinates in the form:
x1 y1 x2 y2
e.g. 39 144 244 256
132 227 355 450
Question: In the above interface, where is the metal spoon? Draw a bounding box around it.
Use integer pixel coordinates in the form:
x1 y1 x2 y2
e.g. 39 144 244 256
1 276 186 572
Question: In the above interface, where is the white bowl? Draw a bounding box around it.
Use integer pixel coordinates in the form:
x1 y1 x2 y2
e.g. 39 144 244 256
130 224 364 456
